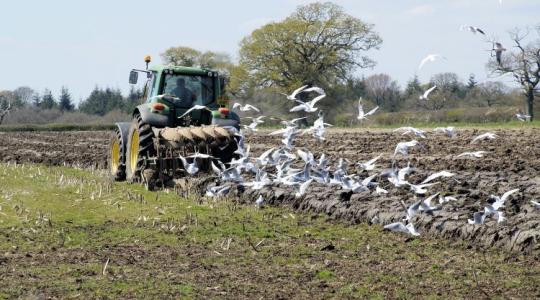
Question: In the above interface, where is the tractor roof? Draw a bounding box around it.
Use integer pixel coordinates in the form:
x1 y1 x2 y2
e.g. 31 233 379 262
149 64 216 76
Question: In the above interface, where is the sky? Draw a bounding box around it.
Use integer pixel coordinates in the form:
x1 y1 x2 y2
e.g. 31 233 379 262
1 0 539 103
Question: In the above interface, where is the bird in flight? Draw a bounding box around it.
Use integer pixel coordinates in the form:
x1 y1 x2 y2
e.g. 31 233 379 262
281 85 308 101
418 54 446 70
233 103 260 112
419 85 437 100
460 25 486 35
290 94 326 113
178 105 211 118
492 42 506 65
357 98 379 120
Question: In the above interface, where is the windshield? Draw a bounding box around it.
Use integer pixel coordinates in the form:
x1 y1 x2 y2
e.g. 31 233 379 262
162 73 215 106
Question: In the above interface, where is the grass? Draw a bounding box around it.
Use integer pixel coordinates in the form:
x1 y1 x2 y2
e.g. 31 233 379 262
0 163 539 298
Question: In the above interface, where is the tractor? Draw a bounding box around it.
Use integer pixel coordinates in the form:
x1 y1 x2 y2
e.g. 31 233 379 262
109 56 240 187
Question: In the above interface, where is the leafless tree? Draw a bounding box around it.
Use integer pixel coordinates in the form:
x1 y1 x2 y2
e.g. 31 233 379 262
0 101 12 125
364 73 401 111
488 26 540 120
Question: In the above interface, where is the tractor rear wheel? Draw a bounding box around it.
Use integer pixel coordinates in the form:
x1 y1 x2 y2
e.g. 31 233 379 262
125 113 156 182
109 128 126 181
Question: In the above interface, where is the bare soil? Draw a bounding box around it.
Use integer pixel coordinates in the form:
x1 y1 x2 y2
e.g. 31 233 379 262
1 128 539 254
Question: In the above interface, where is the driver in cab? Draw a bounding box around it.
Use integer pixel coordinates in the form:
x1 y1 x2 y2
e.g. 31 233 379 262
172 78 196 107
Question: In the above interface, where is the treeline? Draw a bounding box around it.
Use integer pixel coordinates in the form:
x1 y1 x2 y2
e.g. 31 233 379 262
0 86 143 125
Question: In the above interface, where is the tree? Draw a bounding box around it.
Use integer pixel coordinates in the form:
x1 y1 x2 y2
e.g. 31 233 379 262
488 26 540 120
477 82 506 107
161 47 201 67
40 89 57 110
79 87 124 116
404 75 422 98
32 92 41 108
238 2 382 92
13 86 34 108
466 73 478 90
363 74 401 111
58 86 74 112
125 86 143 113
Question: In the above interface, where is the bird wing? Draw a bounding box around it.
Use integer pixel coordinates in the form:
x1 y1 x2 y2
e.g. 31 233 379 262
290 85 308 98
309 94 326 106
476 28 486 35
418 56 430 69
304 86 325 95
178 105 209 118
245 104 260 112
365 106 379 116
384 222 408 233
364 154 382 166
501 188 519 202
232 103 241 109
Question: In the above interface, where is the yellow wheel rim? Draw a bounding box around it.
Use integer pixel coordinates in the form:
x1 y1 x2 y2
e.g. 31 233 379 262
110 139 120 174
130 129 140 172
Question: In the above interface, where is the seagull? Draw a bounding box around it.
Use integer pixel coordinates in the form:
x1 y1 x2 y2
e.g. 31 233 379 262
439 195 458 204
419 85 437 100
290 94 326 113
280 117 306 128
242 116 265 132
471 132 498 143
460 25 486 35
295 179 313 198
408 182 439 195
393 127 426 138
375 186 388 194
456 151 488 158
178 105 211 118
255 195 264 207
468 210 488 225
281 85 308 100
394 140 421 157
516 113 531 122
357 99 379 120
489 188 519 210
179 155 199 175
531 200 540 209
434 126 457 137
233 103 260 112
421 171 455 184
358 155 382 171
242 170 271 190
388 165 415 187
418 54 446 70
492 42 506 65
205 185 230 197
384 222 420 236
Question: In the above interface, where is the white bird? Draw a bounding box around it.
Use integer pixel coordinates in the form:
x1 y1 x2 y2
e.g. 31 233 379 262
421 171 455 184
408 182 439 195
242 170 271 190
516 113 531 122
384 222 420 236
295 179 313 198
179 155 199 175
281 85 308 100
419 85 437 100
178 105 211 118
233 103 260 112
394 127 426 138
375 186 388 194
205 185 230 197
394 140 421 157
471 132 498 143
489 188 519 211
456 151 488 158
358 155 382 171
434 126 457 137
531 200 540 209
418 54 446 70
439 195 458 204
242 116 265 132
493 42 506 65
280 117 306 128
419 193 442 213
468 210 487 225
290 94 326 113
357 99 379 120
460 25 486 35
255 195 264 207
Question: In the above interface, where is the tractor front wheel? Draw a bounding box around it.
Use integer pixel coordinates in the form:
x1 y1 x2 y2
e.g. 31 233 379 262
109 128 126 181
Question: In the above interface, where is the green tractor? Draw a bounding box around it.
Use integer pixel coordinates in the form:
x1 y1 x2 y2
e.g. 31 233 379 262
109 56 240 186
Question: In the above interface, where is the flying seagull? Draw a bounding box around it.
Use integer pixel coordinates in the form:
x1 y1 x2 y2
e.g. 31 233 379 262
516 113 531 122
418 54 446 70
384 222 420 236
493 42 506 65
419 85 437 100
233 103 260 112
531 200 540 209
281 85 308 101
471 132 498 143
460 25 486 35
178 105 211 118
303 86 325 95
357 99 379 120
290 94 326 113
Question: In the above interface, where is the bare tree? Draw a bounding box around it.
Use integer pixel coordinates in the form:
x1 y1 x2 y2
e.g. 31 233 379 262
364 74 401 111
0 101 12 125
488 27 540 120
478 82 506 107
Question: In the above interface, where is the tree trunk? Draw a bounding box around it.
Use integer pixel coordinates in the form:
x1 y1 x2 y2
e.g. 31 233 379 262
526 88 534 121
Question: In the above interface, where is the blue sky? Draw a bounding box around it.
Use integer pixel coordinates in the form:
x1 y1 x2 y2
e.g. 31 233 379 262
1 0 538 102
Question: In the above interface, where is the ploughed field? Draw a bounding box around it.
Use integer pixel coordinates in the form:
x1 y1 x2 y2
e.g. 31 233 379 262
1 128 539 254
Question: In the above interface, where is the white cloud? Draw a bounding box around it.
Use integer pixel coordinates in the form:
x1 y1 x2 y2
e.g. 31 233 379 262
404 4 435 16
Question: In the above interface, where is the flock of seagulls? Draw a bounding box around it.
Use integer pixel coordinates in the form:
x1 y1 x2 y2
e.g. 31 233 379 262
170 81 537 239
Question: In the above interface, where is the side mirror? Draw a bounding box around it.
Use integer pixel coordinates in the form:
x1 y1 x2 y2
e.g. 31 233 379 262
129 71 138 84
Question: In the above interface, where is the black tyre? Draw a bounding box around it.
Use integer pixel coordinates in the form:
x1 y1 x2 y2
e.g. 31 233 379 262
109 128 126 181
125 113 156 182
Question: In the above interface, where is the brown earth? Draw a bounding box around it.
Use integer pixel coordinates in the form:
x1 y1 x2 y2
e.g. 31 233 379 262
1 128 539 254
